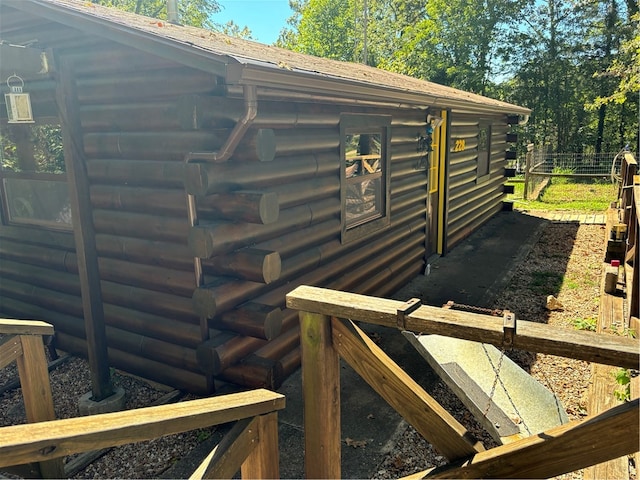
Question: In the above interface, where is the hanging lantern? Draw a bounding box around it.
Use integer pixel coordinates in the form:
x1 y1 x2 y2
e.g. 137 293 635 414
5 74 34 124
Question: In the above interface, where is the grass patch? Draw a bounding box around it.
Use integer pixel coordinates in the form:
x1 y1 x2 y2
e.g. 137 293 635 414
571 317 597 331
528 271 564 294
506 178 617 212
563 277 581 289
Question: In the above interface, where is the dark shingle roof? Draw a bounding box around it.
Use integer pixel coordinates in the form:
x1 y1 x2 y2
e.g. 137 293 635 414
19 0 530 115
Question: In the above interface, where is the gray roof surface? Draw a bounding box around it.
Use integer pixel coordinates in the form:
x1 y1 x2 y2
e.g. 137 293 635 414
19 0 530 114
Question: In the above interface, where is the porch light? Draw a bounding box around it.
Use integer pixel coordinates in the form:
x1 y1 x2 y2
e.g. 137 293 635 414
5 74 34 124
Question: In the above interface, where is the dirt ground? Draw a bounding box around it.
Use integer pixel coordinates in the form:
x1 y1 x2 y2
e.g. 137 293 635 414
375 220 630 479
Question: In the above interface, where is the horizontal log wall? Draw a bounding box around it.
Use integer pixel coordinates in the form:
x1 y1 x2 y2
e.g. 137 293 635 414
185 98 430 385
0 20 219 390
446 114 510 249
1 6 510 393
0 18 432 392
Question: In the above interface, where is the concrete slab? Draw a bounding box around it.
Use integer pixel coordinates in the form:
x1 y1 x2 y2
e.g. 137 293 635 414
394 212 548 308
403 332 569 443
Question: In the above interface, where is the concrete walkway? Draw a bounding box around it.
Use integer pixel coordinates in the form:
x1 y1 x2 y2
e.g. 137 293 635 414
164 210 579 479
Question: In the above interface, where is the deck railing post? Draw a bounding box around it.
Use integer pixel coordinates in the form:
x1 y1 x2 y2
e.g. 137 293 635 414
299 311 341 479
14 334 65 478
240 412 280 479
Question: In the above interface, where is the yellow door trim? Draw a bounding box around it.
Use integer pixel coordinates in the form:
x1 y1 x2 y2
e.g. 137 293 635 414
436 110 447 254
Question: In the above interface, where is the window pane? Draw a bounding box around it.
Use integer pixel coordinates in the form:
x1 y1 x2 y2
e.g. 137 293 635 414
345 176 382 226
1 124 65 173
3 177 71 226
344 133 382 227
340 114 391 244
477 123 491 178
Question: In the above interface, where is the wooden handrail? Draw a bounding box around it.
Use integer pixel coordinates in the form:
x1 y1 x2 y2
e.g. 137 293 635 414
421 399 639 479
288 285 640 479
0 389 285 478
287 285 639 369
0 318 64 478
0 318 54 336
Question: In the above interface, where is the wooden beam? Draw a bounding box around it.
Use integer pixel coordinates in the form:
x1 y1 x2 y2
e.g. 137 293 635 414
0 319 54 336
55 54 113 400
0 390 285 467
15 335 65 478
0 336 23 370
422 399 639 479
286 286 640 369
585 245 631 480
332 317 483 461
300 311 341 480
190 417 258 479
240 412 280 479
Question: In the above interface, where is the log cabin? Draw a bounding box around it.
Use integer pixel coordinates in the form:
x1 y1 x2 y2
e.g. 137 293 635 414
0 0 530 394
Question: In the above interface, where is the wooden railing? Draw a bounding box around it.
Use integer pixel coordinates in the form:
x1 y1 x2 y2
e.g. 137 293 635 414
287 285 640 479
0 319 65 478
0 389 285 479
617 152 640 328
1 319 285 479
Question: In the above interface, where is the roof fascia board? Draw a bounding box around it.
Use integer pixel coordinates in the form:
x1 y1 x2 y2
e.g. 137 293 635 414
227 63 531 116
6 0 231 78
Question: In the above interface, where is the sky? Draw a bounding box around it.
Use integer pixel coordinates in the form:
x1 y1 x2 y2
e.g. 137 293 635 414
214 0 293 44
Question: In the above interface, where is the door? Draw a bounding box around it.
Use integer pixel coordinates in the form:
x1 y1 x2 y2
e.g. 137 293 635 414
426 110 447 258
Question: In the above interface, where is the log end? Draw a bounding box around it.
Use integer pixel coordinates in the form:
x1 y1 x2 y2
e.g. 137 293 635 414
258 191 280 225
196 340 222 374
262 251 282 284
263 307 284 340
192 286 216 319
255 128 276 162
188 226 214 259
222 354 285 390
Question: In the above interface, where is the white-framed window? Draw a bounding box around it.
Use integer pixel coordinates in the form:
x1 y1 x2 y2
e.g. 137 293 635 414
340 114 391 243
0 122 71 229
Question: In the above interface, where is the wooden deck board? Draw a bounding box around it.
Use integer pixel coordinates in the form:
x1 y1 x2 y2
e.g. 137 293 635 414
584 209 632 480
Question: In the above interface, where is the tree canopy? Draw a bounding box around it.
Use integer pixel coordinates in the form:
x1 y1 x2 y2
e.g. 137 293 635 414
92 0 254 38
92 0 220 29
279 0 639 153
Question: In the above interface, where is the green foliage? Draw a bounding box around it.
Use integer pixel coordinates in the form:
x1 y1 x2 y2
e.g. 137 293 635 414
571 317 597 331
509 179 618 212
613 368 631 402
195 429 212 442
0 125 65 174
278 0 357 61
92 0 220 29
382 0 525 93
587 12 639 109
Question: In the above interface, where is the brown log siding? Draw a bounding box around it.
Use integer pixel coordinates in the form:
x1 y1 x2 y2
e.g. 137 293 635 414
0 4 518 393
446 114 509 249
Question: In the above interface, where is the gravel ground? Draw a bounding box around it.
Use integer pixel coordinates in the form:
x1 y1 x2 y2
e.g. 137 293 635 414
375 221 610 479
0 220 628 479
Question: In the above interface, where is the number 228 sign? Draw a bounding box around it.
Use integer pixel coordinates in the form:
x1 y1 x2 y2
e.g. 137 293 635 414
452 139 466 152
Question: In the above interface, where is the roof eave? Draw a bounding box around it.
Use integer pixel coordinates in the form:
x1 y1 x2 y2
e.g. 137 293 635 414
227 63 531 116
8 0 531 117
6 0 233 78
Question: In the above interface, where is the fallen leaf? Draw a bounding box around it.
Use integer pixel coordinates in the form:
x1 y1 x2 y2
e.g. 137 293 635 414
345 437 367 448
